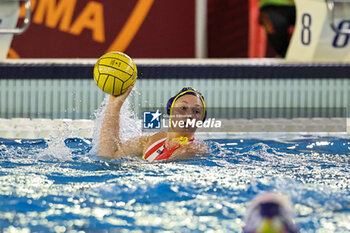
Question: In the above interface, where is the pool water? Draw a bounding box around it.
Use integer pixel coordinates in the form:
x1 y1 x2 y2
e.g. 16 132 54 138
0 134 349 232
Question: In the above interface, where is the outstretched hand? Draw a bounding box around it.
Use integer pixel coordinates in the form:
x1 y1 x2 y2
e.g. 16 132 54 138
109 85 134 103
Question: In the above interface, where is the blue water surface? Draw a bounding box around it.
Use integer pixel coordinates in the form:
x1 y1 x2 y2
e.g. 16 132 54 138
0 135 349 232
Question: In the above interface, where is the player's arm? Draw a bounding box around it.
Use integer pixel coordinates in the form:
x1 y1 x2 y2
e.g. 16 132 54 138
169 141 210 160
111 135 149 159
98 86 146 159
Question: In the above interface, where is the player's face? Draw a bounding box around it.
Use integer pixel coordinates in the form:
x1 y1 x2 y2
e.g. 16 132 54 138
171 95 204 132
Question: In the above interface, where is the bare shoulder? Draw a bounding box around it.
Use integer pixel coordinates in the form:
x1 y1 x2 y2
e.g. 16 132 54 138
143 132 167 149
148 132 167 142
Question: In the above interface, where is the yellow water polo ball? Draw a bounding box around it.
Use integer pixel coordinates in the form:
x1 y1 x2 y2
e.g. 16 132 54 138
93 51 137 96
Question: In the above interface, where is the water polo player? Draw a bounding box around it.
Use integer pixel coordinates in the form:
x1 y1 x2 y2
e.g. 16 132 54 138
98 86 209 161
243 192 299 233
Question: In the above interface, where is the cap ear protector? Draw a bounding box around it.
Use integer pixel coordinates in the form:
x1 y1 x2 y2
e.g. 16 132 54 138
166 87 207 121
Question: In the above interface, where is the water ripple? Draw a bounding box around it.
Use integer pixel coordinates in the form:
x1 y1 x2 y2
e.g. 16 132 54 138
0 135 349 232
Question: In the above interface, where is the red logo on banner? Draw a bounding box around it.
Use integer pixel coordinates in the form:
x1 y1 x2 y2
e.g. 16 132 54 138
10 0 195 58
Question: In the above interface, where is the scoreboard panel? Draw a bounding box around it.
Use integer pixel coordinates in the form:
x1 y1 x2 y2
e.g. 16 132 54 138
287 0 350 62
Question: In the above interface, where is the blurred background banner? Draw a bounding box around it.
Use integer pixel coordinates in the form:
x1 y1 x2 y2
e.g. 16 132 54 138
4 0 350 60
6 0 256 59
9 0 196 58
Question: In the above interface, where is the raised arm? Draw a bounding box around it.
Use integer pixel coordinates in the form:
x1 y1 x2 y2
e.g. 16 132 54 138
98 87 147 159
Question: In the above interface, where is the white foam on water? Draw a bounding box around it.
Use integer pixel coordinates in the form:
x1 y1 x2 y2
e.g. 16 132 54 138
34 121 74 162
0 88 142 162
89 95 109 157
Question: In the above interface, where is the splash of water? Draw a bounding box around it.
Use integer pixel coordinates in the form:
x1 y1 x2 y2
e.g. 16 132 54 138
34 121 73 162
88 89 142 157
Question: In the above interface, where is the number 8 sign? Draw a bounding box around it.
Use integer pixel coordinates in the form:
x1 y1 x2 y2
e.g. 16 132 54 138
286 0 350 62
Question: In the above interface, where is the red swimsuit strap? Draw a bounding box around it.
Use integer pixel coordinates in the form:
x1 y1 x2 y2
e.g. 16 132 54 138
154 138 195 161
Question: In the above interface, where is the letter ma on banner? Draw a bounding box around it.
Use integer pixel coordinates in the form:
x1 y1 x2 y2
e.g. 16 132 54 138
10 0 195 58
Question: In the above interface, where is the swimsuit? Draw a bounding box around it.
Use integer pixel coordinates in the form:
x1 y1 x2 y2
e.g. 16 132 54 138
143 137 194 162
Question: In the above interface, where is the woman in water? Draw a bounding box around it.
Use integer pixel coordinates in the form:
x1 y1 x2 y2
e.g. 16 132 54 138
98 86 208 162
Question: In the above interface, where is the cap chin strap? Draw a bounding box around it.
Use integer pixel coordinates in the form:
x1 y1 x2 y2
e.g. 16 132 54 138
257 218 285 233
174 136 189 146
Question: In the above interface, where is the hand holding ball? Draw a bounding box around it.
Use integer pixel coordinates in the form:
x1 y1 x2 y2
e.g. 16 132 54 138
94 52 137 96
